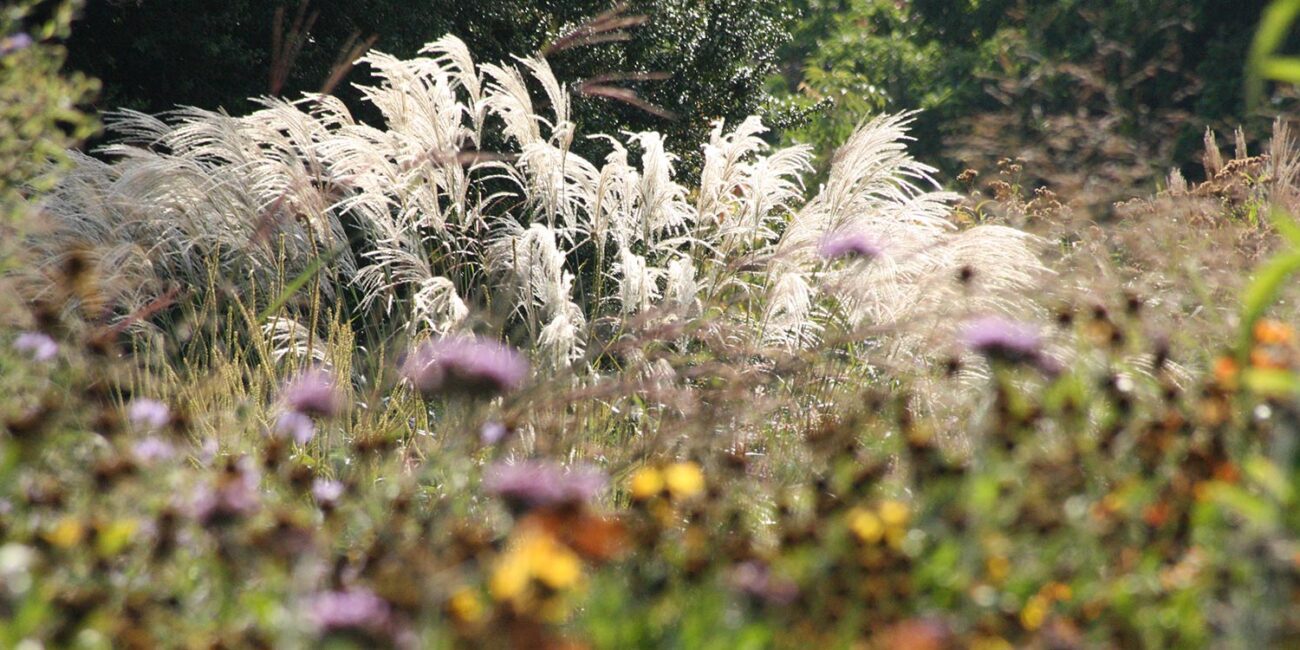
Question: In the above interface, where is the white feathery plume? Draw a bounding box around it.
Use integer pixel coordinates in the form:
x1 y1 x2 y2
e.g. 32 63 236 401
412 276 470 336
35 36 1048 378
612 247 662 315
263 316 329 363
663 255 699 315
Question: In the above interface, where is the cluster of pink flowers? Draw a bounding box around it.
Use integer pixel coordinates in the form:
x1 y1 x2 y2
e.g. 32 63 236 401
400 337 529 399
483 460 607 511
273 368 344 444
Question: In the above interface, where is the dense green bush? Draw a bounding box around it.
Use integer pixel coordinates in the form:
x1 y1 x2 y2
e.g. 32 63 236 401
775 0 1275 178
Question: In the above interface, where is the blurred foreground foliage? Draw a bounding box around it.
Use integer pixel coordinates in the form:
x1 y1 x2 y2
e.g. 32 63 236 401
1 0 96 228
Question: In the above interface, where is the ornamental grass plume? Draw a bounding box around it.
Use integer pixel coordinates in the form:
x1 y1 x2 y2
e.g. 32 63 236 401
401 337 530 399
33 36 1044 374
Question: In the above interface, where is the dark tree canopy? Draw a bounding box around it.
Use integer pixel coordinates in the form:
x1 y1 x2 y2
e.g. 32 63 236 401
64 0 792 174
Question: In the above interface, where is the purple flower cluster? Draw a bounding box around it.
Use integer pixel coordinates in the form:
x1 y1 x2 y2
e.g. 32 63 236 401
272 368 344 444
191 458 260 525
312 478 345 509
729 561 799 606
401 337 529 399
480 420 510 445
282 368 344 417
275 411 317 445
306 588 396 641
127 398 171 431
13 332 58 362
0 33 34 56
959 316 1044 364
483 460 607 510
818 231 883 261
132 437 176 465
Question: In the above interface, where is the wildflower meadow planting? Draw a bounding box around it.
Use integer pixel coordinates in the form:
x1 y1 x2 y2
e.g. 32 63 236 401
7 0 1300 647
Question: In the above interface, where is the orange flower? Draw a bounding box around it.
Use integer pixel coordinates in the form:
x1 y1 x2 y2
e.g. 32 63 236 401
1253 319 1294 345
1212 355 1239 388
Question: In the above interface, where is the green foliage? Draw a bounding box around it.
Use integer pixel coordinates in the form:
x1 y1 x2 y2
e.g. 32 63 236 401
776 0 1272 175
0 0 97 228
1249 0 1300 107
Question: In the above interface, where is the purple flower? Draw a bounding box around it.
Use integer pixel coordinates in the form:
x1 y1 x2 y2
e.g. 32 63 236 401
191 458 260 525
0 33 34 56
13 332 58 362
282 368 344 417
275 411 316 445
959 316 1043 364
312 478 345 507
818 231 883 261
306 588 394 639
729 561 799 606
483 460 606 510
480 420 509 445
133 436 176 465
400 337 529 399
127 398 171 431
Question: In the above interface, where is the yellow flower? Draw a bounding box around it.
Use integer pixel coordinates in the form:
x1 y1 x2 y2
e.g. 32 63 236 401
663 462 704 500
1020 594 1050 631
528 539 581 591
1044 581 1072 602
629 467 665 501
448 587 484 624
489 550 531 603
847 508 884 544
986 555 1010 584
878 499 910 529
46 516 84 549
971 637 1014 650
489 529 584 611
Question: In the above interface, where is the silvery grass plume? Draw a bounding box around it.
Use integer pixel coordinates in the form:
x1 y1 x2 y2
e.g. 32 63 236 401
765 112 1047 351
32 36 1044 373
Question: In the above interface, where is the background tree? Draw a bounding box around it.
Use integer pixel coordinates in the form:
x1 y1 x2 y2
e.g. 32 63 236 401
64 0 792 175
773 0 1281 184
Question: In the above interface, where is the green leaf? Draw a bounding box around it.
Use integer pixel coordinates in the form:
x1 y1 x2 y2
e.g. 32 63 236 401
1209 483 1278 529
1248 0 1300 107
1261 56 1300 83
1268 207 1300 246
1242 367 1300 397
1244 456 1293 503
256 247 343 324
